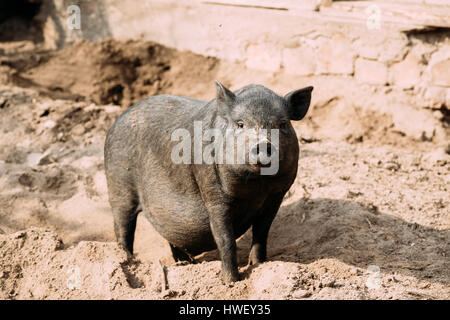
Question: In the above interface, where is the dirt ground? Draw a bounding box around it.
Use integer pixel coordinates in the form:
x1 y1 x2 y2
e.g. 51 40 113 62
0 38 448 300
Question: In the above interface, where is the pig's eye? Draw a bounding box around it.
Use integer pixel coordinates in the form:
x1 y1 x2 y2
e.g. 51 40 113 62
236 121 244 128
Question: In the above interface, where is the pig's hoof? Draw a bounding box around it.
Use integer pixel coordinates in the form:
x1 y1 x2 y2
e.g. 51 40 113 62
248 252 265 266
248 257 261 266
222 272 240 284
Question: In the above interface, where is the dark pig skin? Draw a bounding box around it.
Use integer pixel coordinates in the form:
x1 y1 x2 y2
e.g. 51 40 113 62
104 82 313 283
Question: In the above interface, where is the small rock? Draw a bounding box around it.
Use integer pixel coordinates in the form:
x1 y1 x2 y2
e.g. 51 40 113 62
320 277 336 288
13 231 26 239
42 120 56 129
368 158 382 167
291 289 311 299
300 134 319 144
84 121 95 130
419 282 431 289
383 161 400 171
38 154 57 165
432 110 444 120
72 124 85 136
104 105 121 113
347 190 363 198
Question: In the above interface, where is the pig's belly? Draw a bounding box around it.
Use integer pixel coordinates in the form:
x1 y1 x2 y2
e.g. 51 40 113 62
141 193 218 255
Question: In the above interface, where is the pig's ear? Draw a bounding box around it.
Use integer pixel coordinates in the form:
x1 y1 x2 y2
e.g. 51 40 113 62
284 86 313 120
215 80 236 105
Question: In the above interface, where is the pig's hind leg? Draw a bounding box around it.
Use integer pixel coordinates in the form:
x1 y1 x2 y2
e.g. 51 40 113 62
109 185 140 254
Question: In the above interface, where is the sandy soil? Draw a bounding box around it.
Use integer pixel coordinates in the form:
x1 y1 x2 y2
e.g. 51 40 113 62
0 40 448 300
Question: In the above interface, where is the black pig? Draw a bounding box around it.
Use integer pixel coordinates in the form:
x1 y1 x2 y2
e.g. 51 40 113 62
104 82 313 283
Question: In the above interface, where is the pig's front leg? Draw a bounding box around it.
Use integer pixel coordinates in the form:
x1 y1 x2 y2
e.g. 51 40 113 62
208 205 240 283
249 192 285 265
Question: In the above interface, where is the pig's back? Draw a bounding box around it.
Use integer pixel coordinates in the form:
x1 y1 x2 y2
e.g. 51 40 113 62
105 94 204 172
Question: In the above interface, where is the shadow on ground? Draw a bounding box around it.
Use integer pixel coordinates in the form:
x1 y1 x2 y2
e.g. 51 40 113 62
197 198 450 286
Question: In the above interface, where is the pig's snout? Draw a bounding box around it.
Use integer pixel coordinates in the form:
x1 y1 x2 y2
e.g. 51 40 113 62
251 142 273 157
250 141 277 166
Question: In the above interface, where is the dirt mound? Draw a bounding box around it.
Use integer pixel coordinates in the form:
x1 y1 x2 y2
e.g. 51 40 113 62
0 39 219 107
1 225 448 300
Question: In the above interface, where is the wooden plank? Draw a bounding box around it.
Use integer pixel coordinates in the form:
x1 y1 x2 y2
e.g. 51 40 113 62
202 0 319 11
201 0 450 30
323 1 450 29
